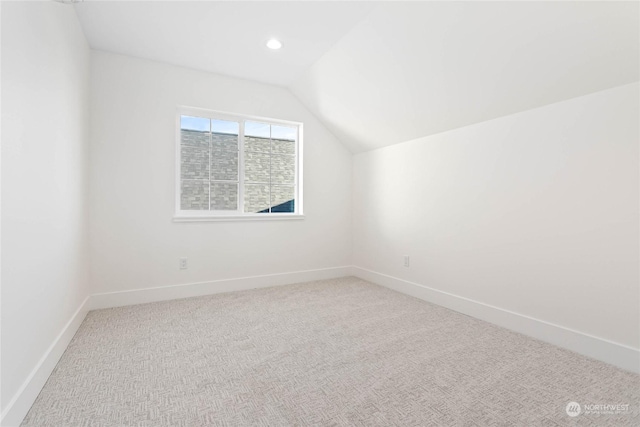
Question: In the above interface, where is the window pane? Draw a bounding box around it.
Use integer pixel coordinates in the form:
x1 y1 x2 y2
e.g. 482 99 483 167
180 115 210 132
181 117 210 149
211 183 238 211
245 121 270 138
212 120 239 152
271 185 295 213
211 119 238 135
244 184 270 213
244 151 270 183
212 133 238 152
181 130 210 148
271 125 296 141
181 145 209 180
177 112 300 216
211 149 238 181
270 154 295 184
181 181 209 210
271 138 295 155
245 135 270 153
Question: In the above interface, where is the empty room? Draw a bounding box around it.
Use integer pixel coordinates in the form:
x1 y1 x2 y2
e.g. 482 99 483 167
1 0 639 426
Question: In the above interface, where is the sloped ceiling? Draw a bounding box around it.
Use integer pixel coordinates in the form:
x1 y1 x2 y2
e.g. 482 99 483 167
74 1 375 87
75 1 639 154
291 2 640 153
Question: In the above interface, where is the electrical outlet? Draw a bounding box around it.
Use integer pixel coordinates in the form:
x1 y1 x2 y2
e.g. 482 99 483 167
179 257 188 270
403 255 410 268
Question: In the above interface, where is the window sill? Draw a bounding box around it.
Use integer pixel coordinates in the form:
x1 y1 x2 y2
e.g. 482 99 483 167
173 214 305 223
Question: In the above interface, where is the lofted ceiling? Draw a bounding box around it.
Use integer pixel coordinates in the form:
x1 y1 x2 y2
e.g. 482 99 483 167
74 1 375 87
291 1 640 152
75 1 639 153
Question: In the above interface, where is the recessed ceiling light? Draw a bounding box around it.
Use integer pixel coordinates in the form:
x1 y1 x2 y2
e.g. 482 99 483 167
266 39 283 50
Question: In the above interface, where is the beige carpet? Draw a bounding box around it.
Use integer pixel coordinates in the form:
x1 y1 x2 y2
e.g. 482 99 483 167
22 277 639 426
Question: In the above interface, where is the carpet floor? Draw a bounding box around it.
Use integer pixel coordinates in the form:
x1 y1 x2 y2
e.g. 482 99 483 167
22 277 639 426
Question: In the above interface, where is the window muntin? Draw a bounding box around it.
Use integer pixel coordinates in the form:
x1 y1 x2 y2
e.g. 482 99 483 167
176 109 301 219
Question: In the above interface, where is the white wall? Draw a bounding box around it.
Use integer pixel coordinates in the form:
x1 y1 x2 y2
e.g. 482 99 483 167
1 0 90 415
353 83 639 349
89 51 352 295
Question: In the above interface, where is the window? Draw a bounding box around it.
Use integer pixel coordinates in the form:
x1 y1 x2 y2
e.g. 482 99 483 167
175 108 303 220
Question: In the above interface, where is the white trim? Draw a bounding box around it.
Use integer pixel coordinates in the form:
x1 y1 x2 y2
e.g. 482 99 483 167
296 124 304 215
238 117 245 212
177 106 302 128
6 267 637 427
174 112 182 217
2 267 346 426
89 266 351 310
1 296 91 427
350 266 640 374
175 106 302 219
173 214 305 222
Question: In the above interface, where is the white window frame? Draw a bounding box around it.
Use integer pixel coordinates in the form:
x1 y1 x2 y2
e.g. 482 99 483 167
174 106 304 222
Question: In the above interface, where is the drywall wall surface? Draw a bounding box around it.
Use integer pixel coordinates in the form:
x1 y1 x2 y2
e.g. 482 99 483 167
89 51 352 294
353 83 640 349
1 1 91 412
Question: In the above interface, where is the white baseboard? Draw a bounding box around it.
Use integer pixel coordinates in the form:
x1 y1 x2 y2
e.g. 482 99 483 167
2 266 350 427
1 296 91 427
350 266 640 374
89 266 352 310
5 265 636 427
